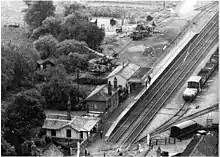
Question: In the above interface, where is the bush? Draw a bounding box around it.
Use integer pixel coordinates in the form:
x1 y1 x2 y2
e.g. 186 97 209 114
77 75 107 85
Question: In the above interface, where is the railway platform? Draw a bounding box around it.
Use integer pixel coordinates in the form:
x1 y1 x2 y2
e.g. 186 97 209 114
105 31 196 139
105 7 218 140
85 30 197 156
86 7 218 157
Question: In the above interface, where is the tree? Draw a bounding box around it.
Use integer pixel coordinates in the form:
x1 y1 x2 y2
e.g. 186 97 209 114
23 0 32 7
35 64 68 83
24 1 55 30
60 17 105 50
55 39 88 56
31 16 62 40
31 26 50 40
41 79 70 110
33 35 58 59
1 43 36 95
42 16 62 38
1 109 17 156
59 12 89 41
58 53 89 73
1 135 17 156
63 2 89 17
74 23 105 50
4 89 46 154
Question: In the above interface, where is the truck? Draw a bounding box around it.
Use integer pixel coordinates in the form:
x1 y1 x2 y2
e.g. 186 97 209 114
183 49 218 102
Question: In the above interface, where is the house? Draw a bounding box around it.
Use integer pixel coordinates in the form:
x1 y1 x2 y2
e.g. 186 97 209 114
42 114 100 142
37 59 55 70
107 61 152 93
86 81 119 114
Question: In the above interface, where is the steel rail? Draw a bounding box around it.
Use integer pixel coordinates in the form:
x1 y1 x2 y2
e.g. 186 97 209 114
126 32 218 148
121 15 219 147
138 103 218 143
107 12 218 144
125 28 219 147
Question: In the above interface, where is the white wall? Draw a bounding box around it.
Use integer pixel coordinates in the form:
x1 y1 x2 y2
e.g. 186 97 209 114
46 126 79 140
108 75 127 88
46 127 90 141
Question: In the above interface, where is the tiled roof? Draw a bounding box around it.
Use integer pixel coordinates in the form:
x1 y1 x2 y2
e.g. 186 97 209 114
42 114 100 132
107 62 140 80
86 84 118 101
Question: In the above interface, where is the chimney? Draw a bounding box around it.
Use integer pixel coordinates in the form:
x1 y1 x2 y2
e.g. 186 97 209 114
114 77 118 89
67 96 71 120
108 81 112 95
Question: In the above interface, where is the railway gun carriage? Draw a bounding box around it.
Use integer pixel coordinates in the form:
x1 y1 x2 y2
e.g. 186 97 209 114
170 120 200 140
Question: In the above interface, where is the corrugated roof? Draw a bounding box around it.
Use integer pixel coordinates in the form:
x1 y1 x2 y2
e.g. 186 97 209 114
86 84 118 101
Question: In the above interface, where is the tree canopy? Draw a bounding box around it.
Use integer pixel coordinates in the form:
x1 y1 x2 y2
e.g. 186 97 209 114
3 89 46 154
63 2 89 17
58 53 89 73
1 43 36 95
24 1 55 30
33 35 58 59
55 39 88 56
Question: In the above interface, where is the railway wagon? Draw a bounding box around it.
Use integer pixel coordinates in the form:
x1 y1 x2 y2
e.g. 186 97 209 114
183 49 218 102
170 120 200 139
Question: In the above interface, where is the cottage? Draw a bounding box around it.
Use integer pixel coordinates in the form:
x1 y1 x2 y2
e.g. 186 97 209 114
37 59 55 70
42 114 100 142
86 81 119 113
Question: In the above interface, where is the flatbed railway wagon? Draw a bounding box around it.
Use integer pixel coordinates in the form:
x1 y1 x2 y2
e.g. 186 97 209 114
183 49 218 102
170 120 201 140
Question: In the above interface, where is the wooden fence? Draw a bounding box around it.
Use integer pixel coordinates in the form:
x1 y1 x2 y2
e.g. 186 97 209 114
150 137 180 146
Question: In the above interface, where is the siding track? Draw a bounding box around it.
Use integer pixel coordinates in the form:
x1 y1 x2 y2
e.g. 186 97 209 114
108 12 219 148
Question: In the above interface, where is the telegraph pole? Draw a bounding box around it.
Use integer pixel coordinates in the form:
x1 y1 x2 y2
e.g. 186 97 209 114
76 68 80 103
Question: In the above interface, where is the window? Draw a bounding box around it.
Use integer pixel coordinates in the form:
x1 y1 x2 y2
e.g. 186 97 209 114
51 129 56 137
66 129 71 138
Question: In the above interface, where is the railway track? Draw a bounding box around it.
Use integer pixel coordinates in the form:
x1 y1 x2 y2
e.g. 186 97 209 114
107 12 218 148
137 104 219 143
123 18 218 148
195 1 218 11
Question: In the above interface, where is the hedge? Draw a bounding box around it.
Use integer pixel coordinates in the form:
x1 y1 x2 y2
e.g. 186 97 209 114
77 75 107 85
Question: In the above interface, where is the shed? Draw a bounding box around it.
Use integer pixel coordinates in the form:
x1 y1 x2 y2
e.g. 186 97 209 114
170 120 199 139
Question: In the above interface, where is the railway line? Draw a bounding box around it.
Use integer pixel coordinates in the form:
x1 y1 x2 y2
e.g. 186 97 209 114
136 103 219 143
107 11 218 148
